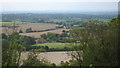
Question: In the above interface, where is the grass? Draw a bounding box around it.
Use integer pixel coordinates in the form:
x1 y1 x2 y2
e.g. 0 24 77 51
0 22 18 26
72 27 85 29
32 43 71 49
32 42 81 51
0 22 14 23
0 22 30 26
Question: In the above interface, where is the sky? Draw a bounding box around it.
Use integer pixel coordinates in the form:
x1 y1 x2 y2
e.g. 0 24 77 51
0 0 119 13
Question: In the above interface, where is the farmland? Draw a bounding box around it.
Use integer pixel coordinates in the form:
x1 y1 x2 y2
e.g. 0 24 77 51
1 13 117 66
20 28 69 38
21 51 72 66
33 43 70 49
17 23 61 33
1 22 67 36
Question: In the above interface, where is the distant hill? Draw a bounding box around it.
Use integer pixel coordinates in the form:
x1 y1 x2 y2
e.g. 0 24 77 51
2 13 117 22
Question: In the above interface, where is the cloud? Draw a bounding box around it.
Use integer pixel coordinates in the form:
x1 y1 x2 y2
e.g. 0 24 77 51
1 0 118 12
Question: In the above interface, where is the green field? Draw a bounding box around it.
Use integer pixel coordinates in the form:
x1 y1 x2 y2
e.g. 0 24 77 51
0 22 14 23
0 22 14 24
0 22 17 26
0 22 30 26
33 43 71 49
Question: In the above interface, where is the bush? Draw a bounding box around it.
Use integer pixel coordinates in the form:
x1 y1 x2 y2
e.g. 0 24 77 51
60 61 69 66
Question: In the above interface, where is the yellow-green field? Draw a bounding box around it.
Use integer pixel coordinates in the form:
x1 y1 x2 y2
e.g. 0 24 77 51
33 43 71 49
0 22 18 26
0 22 14 23
0 22 29 26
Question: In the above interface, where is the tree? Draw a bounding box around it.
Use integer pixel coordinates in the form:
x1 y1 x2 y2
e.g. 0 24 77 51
60 32 68 38
41 34 47 39
19 36 36 50
62 30 66 32
60 61 69 66
69 18 118 67
2 32 25 67
26 28 32 33
41 32 60 42
1 33 7 39
19 29 23 33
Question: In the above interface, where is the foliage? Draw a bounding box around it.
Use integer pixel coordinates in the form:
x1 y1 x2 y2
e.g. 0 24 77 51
1 32 52 67
60 32 69 38
26 27 32 33
68 59 80 66
60 61 69 66
19 29 23 33
1 33 7 39
69 17 118 66
41 32 69 42
41 32 57 42
19 36 36 50
2 32 25 67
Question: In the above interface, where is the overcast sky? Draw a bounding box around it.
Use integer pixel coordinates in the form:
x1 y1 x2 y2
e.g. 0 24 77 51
0 0 119 13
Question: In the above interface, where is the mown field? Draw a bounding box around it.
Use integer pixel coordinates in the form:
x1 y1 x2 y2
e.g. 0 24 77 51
21 51 72 65
17 23 60 32
1 22 65 35
20 28 69 38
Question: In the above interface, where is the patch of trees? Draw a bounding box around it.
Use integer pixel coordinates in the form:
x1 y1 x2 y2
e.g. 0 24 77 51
25 27 32 33
1 32 55 67
41 32 69 42
19 29 23 33
1 33 36 51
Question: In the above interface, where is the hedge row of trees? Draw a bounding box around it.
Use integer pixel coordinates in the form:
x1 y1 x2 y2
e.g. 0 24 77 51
25 28 58 33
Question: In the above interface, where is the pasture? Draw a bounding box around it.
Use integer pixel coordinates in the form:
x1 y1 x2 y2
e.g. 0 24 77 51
33 43 71 49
